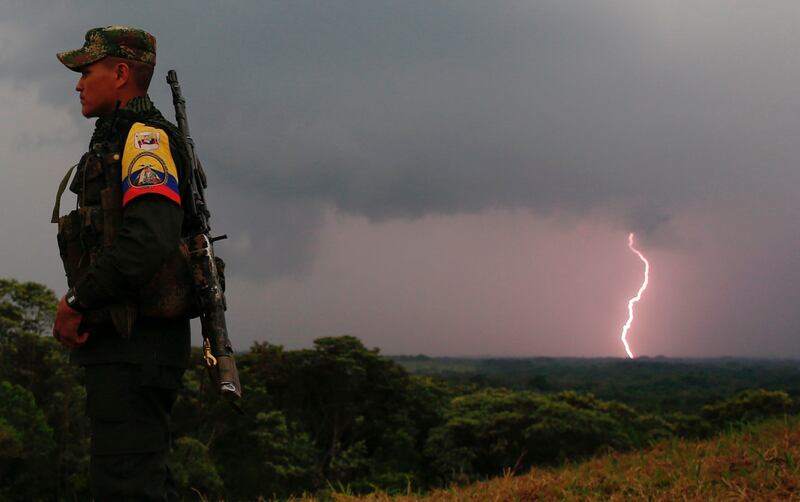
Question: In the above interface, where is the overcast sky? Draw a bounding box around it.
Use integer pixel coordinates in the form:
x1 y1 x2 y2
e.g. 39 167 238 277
2 1 799 357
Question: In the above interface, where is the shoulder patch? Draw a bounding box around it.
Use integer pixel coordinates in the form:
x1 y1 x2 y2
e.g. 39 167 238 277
134 130 160 151
122 122 181 207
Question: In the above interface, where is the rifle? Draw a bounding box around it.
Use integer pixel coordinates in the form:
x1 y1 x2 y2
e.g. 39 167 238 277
166 69 242 404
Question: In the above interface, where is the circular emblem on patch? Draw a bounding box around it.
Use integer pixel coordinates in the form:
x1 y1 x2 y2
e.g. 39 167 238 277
128 152 168 188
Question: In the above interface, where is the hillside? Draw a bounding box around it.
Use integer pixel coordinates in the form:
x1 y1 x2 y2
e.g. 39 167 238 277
1 279 796 500
333 416 800 501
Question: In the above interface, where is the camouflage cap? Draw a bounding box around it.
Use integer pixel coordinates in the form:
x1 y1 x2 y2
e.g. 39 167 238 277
57 26 156 71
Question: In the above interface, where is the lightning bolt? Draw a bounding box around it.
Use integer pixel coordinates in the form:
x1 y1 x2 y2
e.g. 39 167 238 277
620 232 649 359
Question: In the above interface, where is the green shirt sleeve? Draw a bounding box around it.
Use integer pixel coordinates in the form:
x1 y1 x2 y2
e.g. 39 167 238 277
74 195 183 308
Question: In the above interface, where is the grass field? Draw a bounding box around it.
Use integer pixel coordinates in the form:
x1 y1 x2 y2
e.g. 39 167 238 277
327 415 800 501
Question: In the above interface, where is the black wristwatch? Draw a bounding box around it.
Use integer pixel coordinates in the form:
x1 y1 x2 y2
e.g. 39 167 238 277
65 288 88 313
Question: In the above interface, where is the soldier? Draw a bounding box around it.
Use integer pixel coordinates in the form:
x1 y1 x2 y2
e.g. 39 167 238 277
52 26 193 500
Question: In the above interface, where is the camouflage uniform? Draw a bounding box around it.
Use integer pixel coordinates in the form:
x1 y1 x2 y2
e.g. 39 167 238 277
56 27 190 501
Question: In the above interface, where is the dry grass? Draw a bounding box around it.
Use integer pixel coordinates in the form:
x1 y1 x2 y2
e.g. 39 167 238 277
330 416 800 502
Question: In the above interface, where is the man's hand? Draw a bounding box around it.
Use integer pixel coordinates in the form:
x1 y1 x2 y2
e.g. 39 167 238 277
53 295 89 348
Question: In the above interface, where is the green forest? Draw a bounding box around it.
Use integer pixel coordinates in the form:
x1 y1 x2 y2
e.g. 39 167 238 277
1 278 799 501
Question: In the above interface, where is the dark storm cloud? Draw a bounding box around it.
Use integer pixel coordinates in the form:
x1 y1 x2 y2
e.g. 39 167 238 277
4 1 800 279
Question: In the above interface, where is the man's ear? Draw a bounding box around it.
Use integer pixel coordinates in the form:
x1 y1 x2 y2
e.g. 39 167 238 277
114 62 131 89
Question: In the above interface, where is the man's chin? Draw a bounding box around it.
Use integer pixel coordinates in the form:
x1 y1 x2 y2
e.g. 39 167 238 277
80 104 107 118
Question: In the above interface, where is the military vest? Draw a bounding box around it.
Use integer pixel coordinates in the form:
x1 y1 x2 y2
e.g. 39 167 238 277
53 116 196 336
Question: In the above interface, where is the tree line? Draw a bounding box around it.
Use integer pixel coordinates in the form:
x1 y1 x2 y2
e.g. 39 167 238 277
0 278 797 500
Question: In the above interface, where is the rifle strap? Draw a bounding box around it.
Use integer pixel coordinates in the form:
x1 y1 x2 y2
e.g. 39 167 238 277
51 162 79 223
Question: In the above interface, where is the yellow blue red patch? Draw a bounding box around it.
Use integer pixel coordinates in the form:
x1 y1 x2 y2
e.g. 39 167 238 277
122 122 180 207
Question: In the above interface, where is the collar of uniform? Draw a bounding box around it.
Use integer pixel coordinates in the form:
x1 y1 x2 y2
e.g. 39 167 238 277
122 94 156 114
90 94 162 144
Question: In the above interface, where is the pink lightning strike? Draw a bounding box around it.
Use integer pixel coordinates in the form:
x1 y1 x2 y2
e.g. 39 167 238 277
620 232 650 359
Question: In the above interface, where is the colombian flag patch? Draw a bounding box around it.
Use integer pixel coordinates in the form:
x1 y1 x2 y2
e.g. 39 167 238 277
122 122 181 207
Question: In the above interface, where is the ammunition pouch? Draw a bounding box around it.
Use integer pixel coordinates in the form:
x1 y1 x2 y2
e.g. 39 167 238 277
56 207 98 290
55 208 131 333
56 206 114 328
